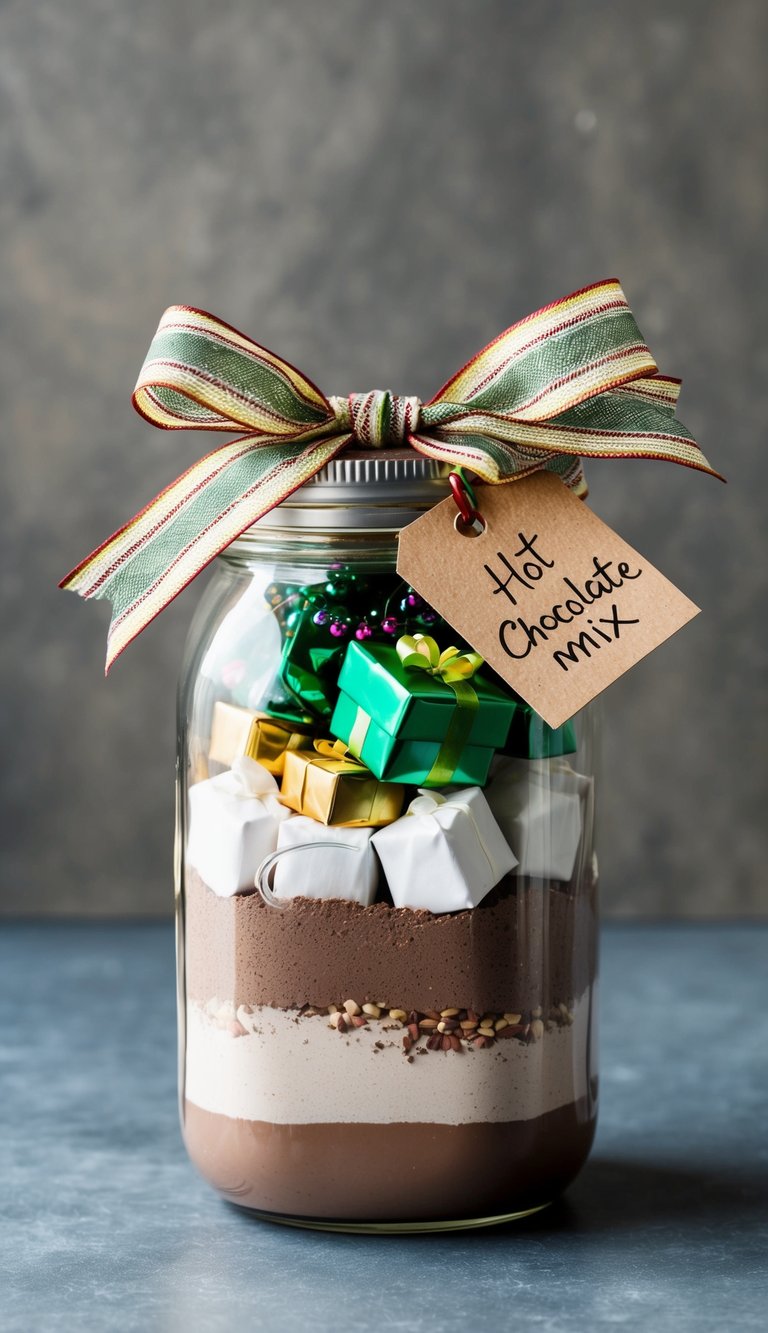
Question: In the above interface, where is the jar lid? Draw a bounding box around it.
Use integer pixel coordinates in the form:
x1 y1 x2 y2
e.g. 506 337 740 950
247 449 450 534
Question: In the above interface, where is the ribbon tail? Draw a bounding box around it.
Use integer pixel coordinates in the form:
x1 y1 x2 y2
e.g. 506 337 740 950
60 431 352 673
513 390 722 478
412 378 721 483
410 430 588 495
421 680 479 788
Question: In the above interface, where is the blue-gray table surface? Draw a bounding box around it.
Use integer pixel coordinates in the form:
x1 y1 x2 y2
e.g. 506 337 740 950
1 923 766 1333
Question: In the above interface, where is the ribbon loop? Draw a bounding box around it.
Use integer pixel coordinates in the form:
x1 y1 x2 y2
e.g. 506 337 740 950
61 281 721 672
210 756 286 820
396 633 484 684
312 738 368 772
406 791 447 817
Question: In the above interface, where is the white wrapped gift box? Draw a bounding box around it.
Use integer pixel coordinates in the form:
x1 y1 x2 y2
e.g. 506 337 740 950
372 786 517 914
269 816 379 906
485 757 593 882
186 757 292 897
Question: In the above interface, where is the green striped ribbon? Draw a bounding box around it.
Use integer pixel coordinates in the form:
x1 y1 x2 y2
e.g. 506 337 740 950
60 280 720 671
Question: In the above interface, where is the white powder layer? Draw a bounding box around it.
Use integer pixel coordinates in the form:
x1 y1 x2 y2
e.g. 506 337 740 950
185 995 593 1125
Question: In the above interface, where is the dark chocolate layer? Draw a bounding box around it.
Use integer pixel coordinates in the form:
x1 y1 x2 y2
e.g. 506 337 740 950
182 1098 597 1222
183 868 597 1013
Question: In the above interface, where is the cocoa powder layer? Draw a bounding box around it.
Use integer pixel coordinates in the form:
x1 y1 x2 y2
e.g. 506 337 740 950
183 1098 596 1221
183 868 597 1013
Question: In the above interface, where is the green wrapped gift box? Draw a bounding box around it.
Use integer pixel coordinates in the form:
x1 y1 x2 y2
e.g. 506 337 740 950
330 640 517 787
278 603 345 720
479 665 577 759
502 701 577 759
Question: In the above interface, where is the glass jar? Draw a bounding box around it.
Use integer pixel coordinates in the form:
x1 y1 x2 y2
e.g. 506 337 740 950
176 451 598 1232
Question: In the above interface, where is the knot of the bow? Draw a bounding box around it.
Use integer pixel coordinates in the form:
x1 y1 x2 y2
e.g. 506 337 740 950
329 391 422 448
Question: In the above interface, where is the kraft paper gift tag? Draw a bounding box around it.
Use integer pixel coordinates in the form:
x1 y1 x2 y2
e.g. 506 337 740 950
398 472 699 729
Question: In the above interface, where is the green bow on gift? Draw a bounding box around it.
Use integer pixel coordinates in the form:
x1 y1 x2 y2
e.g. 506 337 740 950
396 634 483 682
396 634 484 787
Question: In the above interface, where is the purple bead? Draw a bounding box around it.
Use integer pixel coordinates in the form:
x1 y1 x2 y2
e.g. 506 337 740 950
381 616 399 635
355 622 374 641
329 620 349 639
406 591 422 608
418 608 439 627
313 609 331 626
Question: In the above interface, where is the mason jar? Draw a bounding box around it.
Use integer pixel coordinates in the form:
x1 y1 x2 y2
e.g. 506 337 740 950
176 450 599 1232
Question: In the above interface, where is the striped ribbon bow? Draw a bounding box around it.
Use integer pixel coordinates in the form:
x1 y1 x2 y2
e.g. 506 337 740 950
61 279 719 671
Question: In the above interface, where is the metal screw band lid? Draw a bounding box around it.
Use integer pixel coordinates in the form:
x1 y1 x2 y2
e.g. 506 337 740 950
247 448 450 534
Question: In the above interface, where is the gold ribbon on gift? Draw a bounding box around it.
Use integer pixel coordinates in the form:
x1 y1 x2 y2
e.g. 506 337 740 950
396 634 484 787
312 738 369 770
279 740 404 827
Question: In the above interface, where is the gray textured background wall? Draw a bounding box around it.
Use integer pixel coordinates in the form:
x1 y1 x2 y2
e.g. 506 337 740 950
2 0 766 917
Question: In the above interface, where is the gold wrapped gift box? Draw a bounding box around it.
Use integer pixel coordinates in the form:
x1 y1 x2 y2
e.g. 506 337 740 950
209 702 314 776
280 742 405 827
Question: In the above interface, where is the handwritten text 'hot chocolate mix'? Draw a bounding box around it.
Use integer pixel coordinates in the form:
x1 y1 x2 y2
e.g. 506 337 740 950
484 533 642 673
